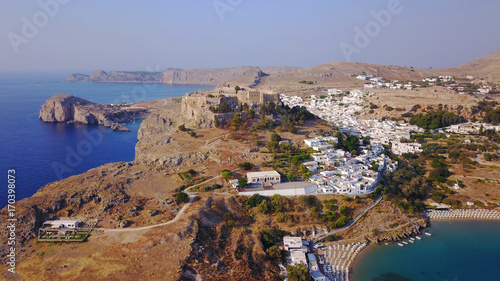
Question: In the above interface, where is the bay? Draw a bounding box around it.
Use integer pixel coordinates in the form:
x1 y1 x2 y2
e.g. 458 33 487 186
351 220 500 281
0 72 212 206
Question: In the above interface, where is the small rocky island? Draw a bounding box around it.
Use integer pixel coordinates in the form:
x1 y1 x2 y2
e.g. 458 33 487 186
39 94 152 132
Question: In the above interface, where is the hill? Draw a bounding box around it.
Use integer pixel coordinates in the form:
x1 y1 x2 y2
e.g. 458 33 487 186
66 67 299 86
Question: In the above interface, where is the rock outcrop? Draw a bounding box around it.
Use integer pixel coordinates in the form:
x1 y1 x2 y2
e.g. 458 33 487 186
39 94 94 123
39 94 148 131
180 92 239 129
137 112 176 140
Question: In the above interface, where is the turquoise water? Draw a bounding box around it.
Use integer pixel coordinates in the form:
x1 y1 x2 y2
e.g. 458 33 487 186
0 72 212 207
351 220 500 281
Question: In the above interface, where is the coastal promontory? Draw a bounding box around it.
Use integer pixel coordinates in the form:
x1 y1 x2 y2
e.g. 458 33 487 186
39 94 152 131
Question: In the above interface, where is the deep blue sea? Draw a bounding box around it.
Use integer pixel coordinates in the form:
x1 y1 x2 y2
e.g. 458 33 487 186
0 72 212 207
352 220 500 281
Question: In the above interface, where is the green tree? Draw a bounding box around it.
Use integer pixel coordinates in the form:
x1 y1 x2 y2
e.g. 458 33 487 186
287 264 313 281
265 245 283 263
271 194 287 212
238 162 254 171
276 212 291 223
238 178 248 188
298 164 308 175
235 85 240 93
229 113 242 131
363 136 371 145
246 194 265 207
287 171 295 182
335 215 347 228
175 191 189 204
246 108 256 118
339 205 348 216
301 172 311 179
271 132 282 142
258 199 272 214
221 169 233 180
342 135 360 152
325 234 337 242
178 124 186 131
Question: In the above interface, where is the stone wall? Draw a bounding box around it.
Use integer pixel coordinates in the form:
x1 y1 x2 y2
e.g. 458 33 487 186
180 95 238 129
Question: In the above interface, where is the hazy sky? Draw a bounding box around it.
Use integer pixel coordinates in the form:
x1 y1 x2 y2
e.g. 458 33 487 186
1 0 500 72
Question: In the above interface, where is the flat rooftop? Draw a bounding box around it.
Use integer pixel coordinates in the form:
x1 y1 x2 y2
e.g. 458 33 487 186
239 181 315 192
247 171 280 177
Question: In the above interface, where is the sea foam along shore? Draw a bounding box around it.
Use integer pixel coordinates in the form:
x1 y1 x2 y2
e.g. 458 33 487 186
425 208 500 220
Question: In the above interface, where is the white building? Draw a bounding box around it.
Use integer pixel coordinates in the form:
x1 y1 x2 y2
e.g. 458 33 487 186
43 219 79 229
303 161 318 172
238 182 317 197
290 250 307 265
229 179 239 189
247 171 281 185
307 253 328 281
283 236 303 251
391 141 423 155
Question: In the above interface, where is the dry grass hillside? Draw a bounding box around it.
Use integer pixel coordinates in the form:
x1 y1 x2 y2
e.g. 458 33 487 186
240 48 500 94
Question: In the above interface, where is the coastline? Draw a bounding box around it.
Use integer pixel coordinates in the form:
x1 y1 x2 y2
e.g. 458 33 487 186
348 210 500 280
349 220 500 281
64 80 218 86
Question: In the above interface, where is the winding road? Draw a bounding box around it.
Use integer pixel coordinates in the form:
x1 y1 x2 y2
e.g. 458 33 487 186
97 169 240 233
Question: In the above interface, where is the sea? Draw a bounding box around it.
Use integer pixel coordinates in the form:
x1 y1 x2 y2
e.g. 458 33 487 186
351 220 500 281
0 72 212 207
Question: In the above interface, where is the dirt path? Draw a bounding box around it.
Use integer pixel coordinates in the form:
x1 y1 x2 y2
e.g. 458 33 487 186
184 168 240 194
98 168 240 233
99 195 196 233
475 154 500 167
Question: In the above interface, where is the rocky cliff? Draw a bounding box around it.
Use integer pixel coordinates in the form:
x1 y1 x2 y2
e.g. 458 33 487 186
66 70 163 83
39 94 148 131
180 93 239 129
66 67 299 86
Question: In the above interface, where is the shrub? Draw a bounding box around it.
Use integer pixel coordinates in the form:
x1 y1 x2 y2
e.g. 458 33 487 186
226 220 235 227
175 191 189 204
238 162 254 171
325 235 337 242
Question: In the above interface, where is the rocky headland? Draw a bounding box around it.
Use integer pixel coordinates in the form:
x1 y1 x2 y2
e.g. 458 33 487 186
39 94 156 132
66 70 163 83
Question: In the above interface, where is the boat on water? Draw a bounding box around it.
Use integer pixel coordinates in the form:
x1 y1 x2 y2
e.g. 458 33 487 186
385 243 389 245
425 232 432 236
402 241 408 245
398 243 404 247
410 237 415 241
416 236 421 240
409 240 414 243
